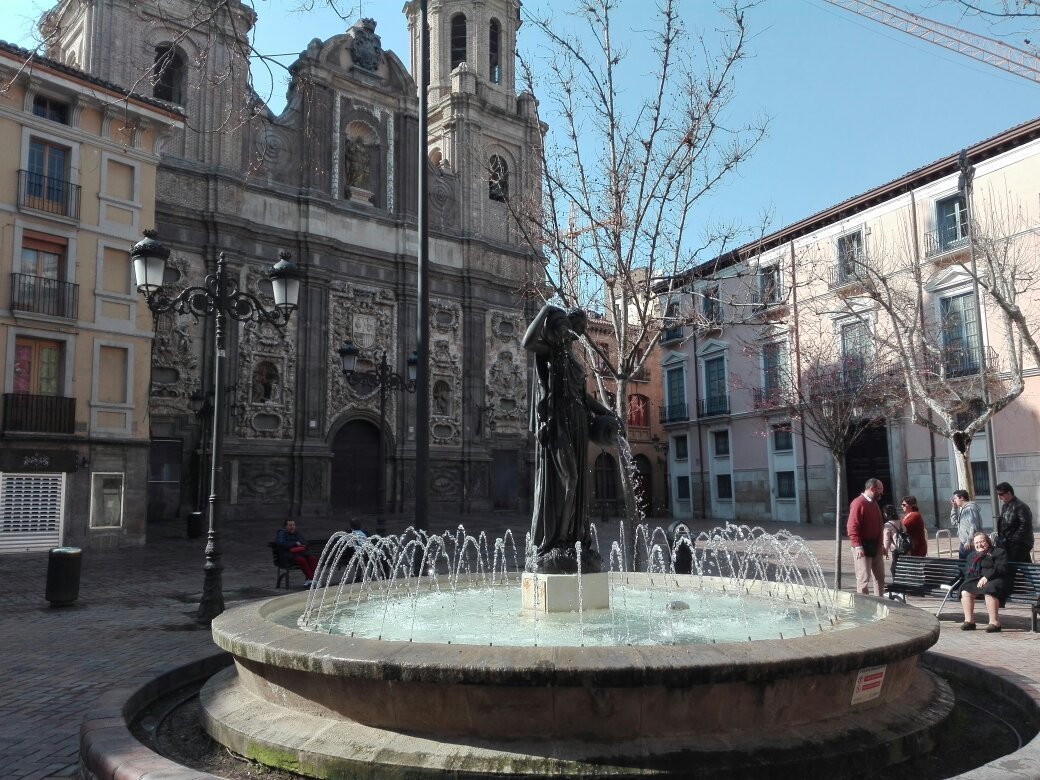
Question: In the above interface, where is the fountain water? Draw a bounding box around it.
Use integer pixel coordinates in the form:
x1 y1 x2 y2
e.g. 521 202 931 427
202 521 947 778
294 523 848 646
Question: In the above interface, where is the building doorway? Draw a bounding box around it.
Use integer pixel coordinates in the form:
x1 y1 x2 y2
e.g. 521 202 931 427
331 420 381 514
844 421 892 513
147 438 182 523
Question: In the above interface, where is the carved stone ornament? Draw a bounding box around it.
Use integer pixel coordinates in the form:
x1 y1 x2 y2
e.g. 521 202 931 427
429 298 463 447
351 18 383 72
149 253 200 417
429 462 462 500
485 309 528 433
236 265 297 439
327 283 398 436
238 458 291 502
254 123 294 174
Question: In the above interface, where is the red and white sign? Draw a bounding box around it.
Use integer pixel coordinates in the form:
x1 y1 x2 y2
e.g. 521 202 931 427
851 664 887 704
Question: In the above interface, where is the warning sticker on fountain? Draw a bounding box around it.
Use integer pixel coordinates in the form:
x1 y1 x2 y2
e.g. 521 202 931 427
851 664 887 704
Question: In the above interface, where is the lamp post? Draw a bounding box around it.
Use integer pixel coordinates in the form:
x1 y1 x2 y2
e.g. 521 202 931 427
132 230 301 623
190 388 214 514
338 341 417 532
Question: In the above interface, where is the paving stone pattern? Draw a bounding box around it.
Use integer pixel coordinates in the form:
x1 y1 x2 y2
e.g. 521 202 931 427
1 513 1039 779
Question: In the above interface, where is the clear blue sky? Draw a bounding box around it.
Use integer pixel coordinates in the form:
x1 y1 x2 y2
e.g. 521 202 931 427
3 0 1037 238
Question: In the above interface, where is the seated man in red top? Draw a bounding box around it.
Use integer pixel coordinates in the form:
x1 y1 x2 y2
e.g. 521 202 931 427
849 478 886 596
275 519 318 587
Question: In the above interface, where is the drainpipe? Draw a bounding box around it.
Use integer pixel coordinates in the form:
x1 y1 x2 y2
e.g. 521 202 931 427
692 328 706 519
910 191 942 529
789 242 811 523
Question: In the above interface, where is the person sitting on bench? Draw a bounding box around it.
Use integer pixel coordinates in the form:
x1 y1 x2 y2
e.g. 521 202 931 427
275 519 319 587
960 532 1009 633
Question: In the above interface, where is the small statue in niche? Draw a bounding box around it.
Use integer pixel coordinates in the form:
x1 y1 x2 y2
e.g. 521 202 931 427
252 360 280 402
344 138 371 192
432 380 451 416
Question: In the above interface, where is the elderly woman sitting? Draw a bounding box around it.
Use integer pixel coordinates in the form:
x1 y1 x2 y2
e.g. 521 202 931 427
960 532 1009 633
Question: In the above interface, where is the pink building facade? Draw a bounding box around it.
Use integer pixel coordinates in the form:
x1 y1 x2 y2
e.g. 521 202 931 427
661 117 1040 534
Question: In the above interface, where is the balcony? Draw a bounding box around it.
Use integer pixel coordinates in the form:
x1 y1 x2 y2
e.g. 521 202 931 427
698 394 730 417
752 386 787 410
18 169 81 220
3 393 76 434
924 224 969 258
828 258 867 290
660 325 684 344
659 402 689 424
10 273 79 319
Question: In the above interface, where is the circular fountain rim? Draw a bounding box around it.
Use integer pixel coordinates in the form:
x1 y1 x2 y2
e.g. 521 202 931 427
212 574 939 688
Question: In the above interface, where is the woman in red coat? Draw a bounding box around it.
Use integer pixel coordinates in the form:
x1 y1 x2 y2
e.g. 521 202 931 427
900 496 929 557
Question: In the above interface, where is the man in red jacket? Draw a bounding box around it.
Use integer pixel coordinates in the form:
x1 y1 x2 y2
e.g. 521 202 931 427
849 478 886 595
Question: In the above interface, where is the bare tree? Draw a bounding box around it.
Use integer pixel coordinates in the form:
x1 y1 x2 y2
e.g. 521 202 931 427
510 0 767 522
814 198 1033 502
733 317 902 589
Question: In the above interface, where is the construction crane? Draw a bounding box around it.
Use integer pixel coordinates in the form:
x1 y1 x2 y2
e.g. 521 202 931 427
822 0 1040 84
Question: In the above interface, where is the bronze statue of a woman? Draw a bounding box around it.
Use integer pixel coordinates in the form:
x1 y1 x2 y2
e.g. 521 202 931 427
523 303 619 574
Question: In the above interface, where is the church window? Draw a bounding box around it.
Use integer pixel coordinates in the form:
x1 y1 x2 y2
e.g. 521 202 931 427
450 14 467 70
489 155 508 202
153 45 187 105
489 20 501 83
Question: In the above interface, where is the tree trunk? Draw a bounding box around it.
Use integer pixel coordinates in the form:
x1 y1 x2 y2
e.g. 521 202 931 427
833 456 845 591
953 443 975 499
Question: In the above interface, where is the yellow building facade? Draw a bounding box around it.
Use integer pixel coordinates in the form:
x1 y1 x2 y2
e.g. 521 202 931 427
0 42 182 551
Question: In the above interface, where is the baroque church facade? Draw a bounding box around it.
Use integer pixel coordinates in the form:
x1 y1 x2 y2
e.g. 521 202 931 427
40 0 543 524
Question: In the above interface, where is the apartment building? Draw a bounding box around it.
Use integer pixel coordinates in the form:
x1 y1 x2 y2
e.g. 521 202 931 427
661 116 1040 531
0 42 183 551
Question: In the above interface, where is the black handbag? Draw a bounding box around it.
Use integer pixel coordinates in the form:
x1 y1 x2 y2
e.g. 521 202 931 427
862 539 878 557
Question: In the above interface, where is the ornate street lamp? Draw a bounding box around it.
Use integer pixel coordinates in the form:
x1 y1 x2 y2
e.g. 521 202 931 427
338 341 417 531
132 230 301 623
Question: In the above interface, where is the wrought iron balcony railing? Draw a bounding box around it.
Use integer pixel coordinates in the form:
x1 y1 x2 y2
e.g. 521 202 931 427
2 393 76 434
924 224 969 257
659 401 689 424
10 273 79 319
18 169 81 219
753 386 788 410
660 325 684 344
697 394 730 418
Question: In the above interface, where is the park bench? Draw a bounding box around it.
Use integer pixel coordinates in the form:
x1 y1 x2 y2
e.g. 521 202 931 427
268 538 328 589
885 556 964 615
1007 561 1040 632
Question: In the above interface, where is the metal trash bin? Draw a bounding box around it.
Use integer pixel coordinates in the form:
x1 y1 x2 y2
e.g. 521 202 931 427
46 547 82 606
187 511 204 539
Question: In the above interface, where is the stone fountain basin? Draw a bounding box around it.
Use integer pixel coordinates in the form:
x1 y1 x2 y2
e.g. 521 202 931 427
208 573 939 742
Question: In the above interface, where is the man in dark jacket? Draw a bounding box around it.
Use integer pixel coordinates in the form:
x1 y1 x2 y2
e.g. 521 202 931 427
995 482 1035 563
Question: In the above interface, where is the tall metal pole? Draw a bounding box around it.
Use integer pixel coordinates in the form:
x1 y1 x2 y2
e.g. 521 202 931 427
415 0 430 531
958 150 1000 522
197 252 227 624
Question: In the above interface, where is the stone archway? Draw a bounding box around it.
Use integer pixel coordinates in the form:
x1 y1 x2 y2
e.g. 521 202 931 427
331 420 381 513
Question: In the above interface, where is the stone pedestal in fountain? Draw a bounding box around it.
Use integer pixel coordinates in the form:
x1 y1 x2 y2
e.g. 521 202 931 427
520 572 609 613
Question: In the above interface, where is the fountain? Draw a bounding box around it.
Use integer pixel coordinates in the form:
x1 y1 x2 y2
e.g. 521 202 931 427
199 303 948 777
202 524 946 778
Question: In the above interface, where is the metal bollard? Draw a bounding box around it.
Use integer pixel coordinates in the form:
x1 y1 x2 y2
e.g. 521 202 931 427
45 547 82 606
187 511 204 539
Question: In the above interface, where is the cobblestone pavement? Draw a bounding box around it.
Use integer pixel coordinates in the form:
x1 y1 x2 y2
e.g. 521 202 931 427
2 513 1039 778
